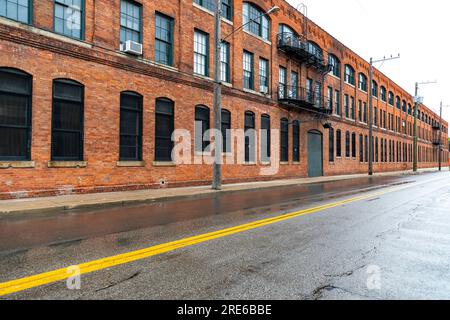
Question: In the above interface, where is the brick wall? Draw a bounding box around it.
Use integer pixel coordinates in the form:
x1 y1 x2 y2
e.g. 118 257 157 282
0 0 447 199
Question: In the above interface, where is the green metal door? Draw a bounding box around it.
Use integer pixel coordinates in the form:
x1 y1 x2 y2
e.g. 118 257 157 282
308 130 323 177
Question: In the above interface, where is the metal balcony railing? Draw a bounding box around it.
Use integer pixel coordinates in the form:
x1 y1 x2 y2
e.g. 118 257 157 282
277 33 331 74
278 85 332 114
432 123 440 130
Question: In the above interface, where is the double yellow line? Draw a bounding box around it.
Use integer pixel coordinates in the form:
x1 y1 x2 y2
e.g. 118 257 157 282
0 179 436 297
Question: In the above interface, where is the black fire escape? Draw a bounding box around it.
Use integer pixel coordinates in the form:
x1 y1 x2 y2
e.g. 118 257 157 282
276 32 332 115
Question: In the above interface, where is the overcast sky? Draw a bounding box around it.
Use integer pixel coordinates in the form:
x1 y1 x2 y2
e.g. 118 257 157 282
287 0 450 123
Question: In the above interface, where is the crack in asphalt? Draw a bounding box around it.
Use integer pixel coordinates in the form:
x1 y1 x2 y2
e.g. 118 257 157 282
93 271 141 293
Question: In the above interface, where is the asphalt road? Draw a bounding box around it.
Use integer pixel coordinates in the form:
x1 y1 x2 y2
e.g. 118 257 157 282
1 171 450 300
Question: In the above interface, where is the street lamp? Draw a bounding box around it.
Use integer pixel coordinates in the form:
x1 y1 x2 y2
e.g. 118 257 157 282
413 81 437 172
212 3 280 190
368 55 400 176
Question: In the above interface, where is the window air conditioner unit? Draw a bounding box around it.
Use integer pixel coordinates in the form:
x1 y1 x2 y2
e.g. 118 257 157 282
120 40 143 56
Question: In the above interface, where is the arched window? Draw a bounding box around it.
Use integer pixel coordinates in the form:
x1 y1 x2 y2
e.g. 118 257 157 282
358 73 367 92
307 41 323 60
155 98 174 162
280 118 289 162
0 0 31 23
336 129 342 158
278 24 296 36
402 100 407 113
396 96 401 110
261 114 270 162
372 81 378 98
244 111 255 163
380 86 387 102
328 54 340 78
329 127 334 163
408 103 412 115
52 79 84 161
344 65 355 85
195 105 210 153
293 120 300 162
120 91 143 161
345 131 350 158
351 132 356 158
0 68 32 160
222 109 231 153
388 91 394 105
194 0 233 20
359 134 363 162
243 2 270 40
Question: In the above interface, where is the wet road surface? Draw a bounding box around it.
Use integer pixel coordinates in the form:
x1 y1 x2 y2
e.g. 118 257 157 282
1 171 450 299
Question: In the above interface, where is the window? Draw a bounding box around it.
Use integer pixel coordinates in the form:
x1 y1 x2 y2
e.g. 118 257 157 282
244 111 255 163
220 41 230 83
350 97 355 120
278 66 287 99
307 42 323 60
243 50 254 90
291 72 299 99
328 87 333 112
396 96 401 110
54 0 84 39
388 91 394 105
358 73 367 92
359 134 363 162
293 120 300 162
372 81 378 98
363 102 367 123
119 92 142 161
358 100 362 122
280 118 288 162
336 129 342 158
194 30 209 76
155 13 174 66
120 0 142 44
374 107 378 126
344 65 355 85
193 0 233 20
344 94 349 118
402 100 407 113
351 132 356 158
328 54 340 78
221 109 231 153
329 127 334 163
0 68 32 160
51 79 84 161
243 2 269 40
0 0 30 23
345 131 350 158
364 135 368 162
195 105 210 153
155 98 174 161
335 90 341 115
261 114 270 162
259 58 269 94
375 137 379 162
380 86 387 102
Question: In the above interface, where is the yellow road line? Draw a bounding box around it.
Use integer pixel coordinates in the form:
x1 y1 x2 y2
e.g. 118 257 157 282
0 179 439 297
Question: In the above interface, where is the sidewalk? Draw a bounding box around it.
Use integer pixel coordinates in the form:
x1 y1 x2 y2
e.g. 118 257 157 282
0 168 440 215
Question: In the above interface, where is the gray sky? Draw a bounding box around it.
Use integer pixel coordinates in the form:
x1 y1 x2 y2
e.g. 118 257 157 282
288 0 450 124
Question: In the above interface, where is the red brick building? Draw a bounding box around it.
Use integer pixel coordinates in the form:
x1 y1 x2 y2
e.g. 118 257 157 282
0 0 448 199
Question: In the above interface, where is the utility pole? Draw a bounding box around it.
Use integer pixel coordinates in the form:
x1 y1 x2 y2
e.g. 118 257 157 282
413 80 437 172
211 4 280 190
212 0 222 190
368 54 400 176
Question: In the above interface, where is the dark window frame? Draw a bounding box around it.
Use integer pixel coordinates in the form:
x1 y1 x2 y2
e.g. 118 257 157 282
0 68 32 161
119 91 143 161
280 118 289 162
54 0 85 40
195 105 210 153
155 12 174 66
293 120 300 162
155 98 175 162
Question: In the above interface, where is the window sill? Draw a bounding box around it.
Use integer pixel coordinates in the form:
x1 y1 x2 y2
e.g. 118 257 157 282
292 161 300 165
327 74 341 81
48 161 87 168
193 73 213 81
117 161 145 167
0 161 35 169
243 162 256 166
153 161 176 167
280 162 289 165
